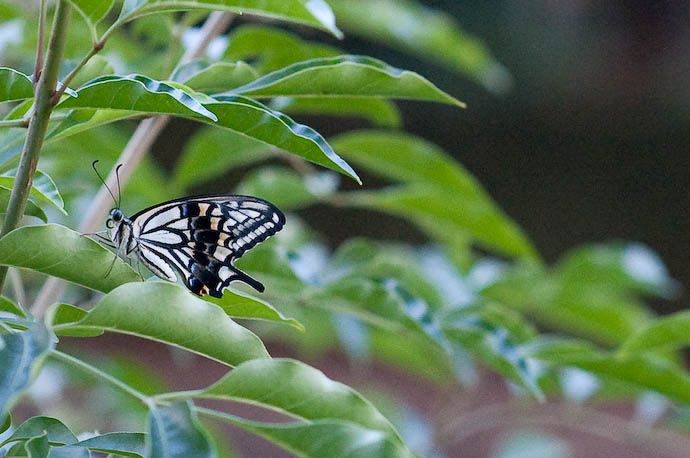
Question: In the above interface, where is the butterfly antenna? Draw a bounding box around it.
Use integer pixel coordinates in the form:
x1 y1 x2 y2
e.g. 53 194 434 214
92 160 118 207
115 163 124 209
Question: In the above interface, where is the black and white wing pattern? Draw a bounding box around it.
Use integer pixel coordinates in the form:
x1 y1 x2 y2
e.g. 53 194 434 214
130 195 285 297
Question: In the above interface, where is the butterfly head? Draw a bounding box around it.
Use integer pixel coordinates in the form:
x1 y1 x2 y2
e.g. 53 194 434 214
106 208 124 229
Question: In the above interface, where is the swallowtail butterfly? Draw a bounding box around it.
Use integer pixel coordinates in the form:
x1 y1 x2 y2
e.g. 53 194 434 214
102 194 285 297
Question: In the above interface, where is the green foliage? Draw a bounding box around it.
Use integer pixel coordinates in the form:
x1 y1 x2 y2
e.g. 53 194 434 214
0 1 685 457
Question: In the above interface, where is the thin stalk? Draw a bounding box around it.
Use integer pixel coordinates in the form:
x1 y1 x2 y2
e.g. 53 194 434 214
154 389 204 402
0 119 29 129
31 12 235 316
49 349 149 403
33 0 48 83
0 0 72 293
50 41 103 105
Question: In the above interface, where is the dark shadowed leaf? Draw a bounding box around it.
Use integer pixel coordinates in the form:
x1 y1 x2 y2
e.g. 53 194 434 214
46 303 103 337
0 185 47 222
75 432 146 458
0 323 54 417
147 401 214 458
0 68 33 102
1 416 77 446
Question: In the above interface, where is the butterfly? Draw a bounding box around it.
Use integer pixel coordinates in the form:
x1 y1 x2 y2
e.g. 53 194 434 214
93 163 285 298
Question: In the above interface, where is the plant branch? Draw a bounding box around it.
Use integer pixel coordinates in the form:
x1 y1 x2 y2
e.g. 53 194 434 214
0 0 72 294
50 41 104 105
32 0 47 83
31 11 236 316
49 349 149 403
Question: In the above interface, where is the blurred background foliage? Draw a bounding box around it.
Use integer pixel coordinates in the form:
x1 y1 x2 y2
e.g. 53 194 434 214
1 0 689 457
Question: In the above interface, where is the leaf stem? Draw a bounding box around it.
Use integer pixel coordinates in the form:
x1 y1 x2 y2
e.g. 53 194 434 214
49 349 149 403
0 118 29 129
0 0 72 294
50 41 103 105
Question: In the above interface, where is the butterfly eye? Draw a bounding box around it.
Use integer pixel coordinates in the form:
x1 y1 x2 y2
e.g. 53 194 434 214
106 219 114 229
112 209 123 222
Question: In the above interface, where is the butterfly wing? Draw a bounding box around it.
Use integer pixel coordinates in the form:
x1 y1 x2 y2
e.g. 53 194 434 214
130 195 285 297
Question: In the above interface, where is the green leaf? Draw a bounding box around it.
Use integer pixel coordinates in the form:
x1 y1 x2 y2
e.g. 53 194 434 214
199 358 401 440
60 282 269 366
205 95 360 183
1 416 77 447
172 60 259 94
225 25 341 74
273 96 402 128
147 401 214 458
328 0 513 93
203 288 303 331
25 432 50 458
117 0 342 38
201 410 414 458
0 185 48 222
57 74 218 121
67 0 115 39
530 337 690 404
618 310 690 357
235 166 319 211
0 169 66 214
0 412 10 434
171 127 273 190
0 296 26 318
0 68 33 103
0 323 54 417
0 224 140 293
443 304 543 398
228 55 465 107
45 109 137 145
345 184 537 259
70 55 115 89
45 303 104 337
75 432 146 458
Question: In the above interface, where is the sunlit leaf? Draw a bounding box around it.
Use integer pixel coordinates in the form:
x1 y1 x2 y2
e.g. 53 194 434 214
172 60 258 94
273 96 402 128
0 323 54 417
619 310 690 358
204 95 360 182
329 0 513 93
203 287 303 330
530 337 690 404
228 55 464 107
57 74 218 121
59 282 269 366
200 409 414 458
344 184 537 259
25 431 50 458
0 67 32 103
0 224 139 293
117 0 342 38
0 170 66 214
171 127 273 190
147 401 214 458
67 0 116 39
0 185 47 222
199 358 401 440
225 24 341 74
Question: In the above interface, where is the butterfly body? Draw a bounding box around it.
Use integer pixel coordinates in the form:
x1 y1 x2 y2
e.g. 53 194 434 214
105 195 285 297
